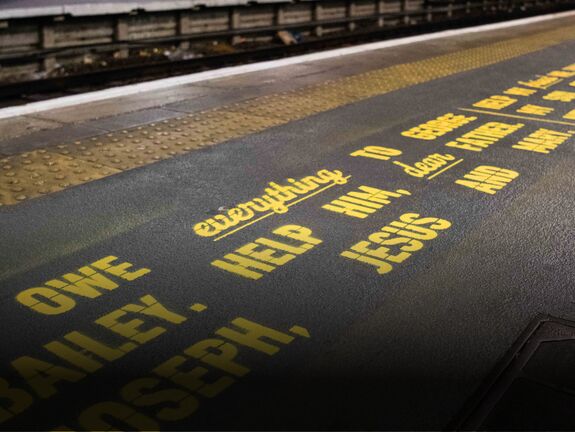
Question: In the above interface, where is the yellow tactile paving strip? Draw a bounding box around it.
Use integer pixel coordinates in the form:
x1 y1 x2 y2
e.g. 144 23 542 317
1 25 575 206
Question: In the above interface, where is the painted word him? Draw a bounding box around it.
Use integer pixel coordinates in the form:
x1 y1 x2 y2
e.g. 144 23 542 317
193 169 348 238
341 213 452 275
322 186 411 219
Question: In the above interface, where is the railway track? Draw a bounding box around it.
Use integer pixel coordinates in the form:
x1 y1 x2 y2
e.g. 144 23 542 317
1 4 573 106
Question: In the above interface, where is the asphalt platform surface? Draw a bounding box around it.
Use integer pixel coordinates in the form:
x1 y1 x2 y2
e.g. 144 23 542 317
1 19 575 431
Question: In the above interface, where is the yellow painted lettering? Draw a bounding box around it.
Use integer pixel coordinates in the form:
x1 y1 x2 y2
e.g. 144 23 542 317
211 254 275 280
78 401 159 431
121 378 198 422
12 356 85 399
216 318 294 355
154 356 235 398
91 256 151 281
272 225 322 246
0 378 33 423
16 288 75 316
184 339 250 377
236 243 296 266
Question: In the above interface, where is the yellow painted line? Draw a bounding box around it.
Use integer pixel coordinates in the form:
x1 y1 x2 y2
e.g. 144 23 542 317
2 24 575 206
427 159 464 180
213 176 351 241
459 108 575 126
285 176 352 207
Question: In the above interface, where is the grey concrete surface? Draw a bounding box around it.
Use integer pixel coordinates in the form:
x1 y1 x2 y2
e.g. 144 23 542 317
0 115 63 146
1 24 575 431
3 13 571 147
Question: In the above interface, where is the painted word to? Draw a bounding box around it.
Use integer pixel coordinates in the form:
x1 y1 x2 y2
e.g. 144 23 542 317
350 146 402 160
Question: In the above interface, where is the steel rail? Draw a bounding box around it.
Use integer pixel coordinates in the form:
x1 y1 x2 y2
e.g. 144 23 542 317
0 4 572 102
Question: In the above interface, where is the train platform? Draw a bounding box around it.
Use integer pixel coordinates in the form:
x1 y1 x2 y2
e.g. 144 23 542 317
1 11 575 430
0 0 286 19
